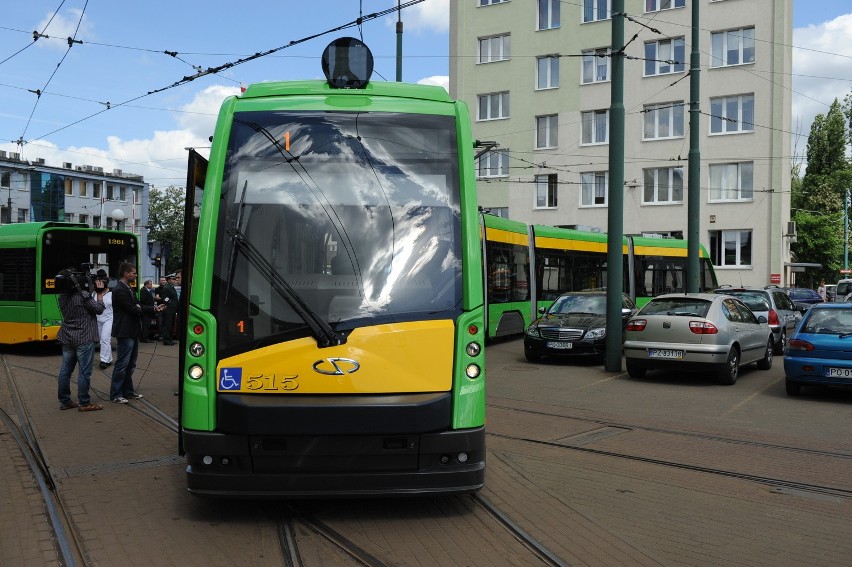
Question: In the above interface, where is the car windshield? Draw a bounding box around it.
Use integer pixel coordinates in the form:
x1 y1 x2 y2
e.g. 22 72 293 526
548 295 606 315
725 292 770 312
639 298 711 317
802 309 852 335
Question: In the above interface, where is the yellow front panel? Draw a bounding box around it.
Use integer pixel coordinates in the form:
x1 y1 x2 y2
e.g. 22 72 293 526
0 322 56 344
216 320 455 394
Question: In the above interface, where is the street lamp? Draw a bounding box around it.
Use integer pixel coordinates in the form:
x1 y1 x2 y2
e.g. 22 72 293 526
110 208 126 231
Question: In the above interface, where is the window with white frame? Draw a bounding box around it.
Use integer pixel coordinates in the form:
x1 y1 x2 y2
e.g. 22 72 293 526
79 180 88 197
106 185 114 200
93 182 101 199
1 171 10 188
644 37 685 76
17 209 27 223
535 115 558 149
583 0 610 22
709 162 753 201
479 34 510 63
478 92 510 120
710 94 754 134
477 149 510 178
709 229 751 267
79 214 88 225
643 167 683 204
536 56 559 89
582 48 611 84
66 213 75 223
487 207 509 218
479 0 509 5
65 179 73 196
643 102 685 139
645 0 685 12
581 110 608 145
581 172 607 206
711 27 755 67
538 0 560 30
134 188 142 204
120 187 127 201
535 174 558 208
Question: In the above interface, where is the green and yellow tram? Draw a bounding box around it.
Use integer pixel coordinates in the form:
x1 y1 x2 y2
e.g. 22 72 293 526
179 38 485 497
0 222 139 344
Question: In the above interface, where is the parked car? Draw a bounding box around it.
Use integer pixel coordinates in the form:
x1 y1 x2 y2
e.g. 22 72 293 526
623 293 773 385
524 291 638 362
783 287 825 312
824 284 837 302
713 286 801 354
783 303 852 396
835 279 852 302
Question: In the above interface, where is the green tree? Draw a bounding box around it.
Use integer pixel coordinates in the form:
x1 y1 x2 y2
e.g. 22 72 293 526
147 186 186 274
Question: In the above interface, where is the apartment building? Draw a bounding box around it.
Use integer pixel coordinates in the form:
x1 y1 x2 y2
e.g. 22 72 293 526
450 0 794 288
0 150 154 279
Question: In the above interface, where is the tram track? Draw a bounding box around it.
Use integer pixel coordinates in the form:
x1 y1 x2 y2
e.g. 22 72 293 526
0 354 91 567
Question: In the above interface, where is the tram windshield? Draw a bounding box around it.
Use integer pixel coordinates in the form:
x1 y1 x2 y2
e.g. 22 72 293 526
213 110 462 352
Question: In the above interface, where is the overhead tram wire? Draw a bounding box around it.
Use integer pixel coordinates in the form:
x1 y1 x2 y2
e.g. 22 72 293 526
23 0 425 146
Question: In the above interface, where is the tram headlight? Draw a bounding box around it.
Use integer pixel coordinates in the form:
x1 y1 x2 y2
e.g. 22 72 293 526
188 365 204 380
465 364 481 379
189 342 205 357
466 341 481 357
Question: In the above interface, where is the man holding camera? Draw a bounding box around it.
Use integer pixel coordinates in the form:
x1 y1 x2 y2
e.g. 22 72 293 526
56 268 106 412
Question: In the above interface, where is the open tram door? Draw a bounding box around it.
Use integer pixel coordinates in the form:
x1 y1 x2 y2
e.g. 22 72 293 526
178 149 207 455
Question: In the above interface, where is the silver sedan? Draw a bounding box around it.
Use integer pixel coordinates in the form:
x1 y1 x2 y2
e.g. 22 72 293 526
623 293 774 385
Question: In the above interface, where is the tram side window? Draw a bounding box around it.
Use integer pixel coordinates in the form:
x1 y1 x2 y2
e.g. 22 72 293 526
0 249 36 301
638 257 686 296
486 241 529 303
537 249 607 299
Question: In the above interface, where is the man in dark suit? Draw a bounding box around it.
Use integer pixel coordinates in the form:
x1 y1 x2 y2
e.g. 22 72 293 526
139 279 156 342
110 263 161 404
159 274 179 345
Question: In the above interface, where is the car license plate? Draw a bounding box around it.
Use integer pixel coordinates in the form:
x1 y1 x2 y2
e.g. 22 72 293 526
825 367 852 378
648 348 683 359
547 341 573 349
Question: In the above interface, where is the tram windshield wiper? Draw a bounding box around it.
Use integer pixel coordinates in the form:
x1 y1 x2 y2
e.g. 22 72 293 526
226 227 346 348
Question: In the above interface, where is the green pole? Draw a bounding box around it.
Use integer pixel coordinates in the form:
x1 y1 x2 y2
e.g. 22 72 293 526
396 1 403 82
687 0 701 292
605 0 625 372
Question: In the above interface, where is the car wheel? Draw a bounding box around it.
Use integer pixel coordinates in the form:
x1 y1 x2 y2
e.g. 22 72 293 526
525 351 541 362
717 347 739 385
773 330 786 355
757 338 773 370
626 359 646 379
785 380 801 396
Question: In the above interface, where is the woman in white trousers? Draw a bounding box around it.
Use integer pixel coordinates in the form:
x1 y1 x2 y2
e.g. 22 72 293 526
96 286 113 369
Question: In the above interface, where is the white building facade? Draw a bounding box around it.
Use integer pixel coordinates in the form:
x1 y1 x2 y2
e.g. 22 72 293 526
451 0 794 288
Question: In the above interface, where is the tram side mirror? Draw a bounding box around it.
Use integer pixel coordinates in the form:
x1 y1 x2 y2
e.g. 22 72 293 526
249 294 260 317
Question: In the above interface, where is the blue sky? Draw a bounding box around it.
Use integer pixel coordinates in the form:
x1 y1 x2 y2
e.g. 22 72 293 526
0 0 850 186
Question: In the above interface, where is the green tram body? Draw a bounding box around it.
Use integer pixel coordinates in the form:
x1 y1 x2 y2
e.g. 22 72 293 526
482 215 718 339
180 80 486 497
0 222 139 344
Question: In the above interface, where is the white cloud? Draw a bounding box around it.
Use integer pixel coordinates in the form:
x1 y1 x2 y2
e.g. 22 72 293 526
385 0 449 34
792 13 852 162
35 9 94 50
418 75 449 92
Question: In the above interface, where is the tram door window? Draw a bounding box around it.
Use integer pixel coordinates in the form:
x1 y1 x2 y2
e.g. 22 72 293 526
486 240 529 303
637 257 686 296
0 248 36 301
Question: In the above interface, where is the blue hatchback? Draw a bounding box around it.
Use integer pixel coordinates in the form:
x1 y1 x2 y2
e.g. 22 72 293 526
784 303 852 396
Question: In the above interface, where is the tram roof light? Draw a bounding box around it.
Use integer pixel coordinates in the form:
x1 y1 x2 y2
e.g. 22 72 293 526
322 37 374 89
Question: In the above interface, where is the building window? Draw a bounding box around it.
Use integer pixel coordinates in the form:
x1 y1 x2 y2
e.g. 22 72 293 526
93 182 102 199
79 180 88 197
479 34 510 63
645 0 685 12
478 92 510 120
535 115 558 149
0 171 9 189
119 187 127 201
711 28 755 67
535 174 558 208
536 56 560 89
709 162 753 201
644 38 685 76
538 0 560 30
643 102 685 140
107 185 114 200
710 230 752 267
65 179 73 196
479 0 509 5
583 0 610 23
486 207 509 218
581 110 608 145
581 172 607 206
80 214 88 225
17 208 27 223
478 149 510 178
710 94 754 134
134 189 142 205
93 215 101 228
643 167 684 204
582 48 611 84
66 213 75 223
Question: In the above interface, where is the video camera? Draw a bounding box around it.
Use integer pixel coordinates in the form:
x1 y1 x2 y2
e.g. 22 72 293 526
55 262 105 294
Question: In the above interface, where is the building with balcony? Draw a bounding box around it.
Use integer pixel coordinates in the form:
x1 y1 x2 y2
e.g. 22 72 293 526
451 0 794 287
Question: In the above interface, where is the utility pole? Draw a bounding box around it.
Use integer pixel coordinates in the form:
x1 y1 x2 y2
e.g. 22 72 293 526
845 188 849 271
395 0 403 82
605 0 625 373
686 1 701 292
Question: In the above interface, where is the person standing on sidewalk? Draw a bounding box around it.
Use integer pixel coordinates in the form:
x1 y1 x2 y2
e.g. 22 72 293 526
159 274 179 345
110 263 161 404
95 269 114 369
56 269 105 412
139 279 156 342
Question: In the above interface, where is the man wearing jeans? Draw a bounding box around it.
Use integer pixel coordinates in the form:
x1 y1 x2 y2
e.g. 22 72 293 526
110 263 161 404
56 268 106 412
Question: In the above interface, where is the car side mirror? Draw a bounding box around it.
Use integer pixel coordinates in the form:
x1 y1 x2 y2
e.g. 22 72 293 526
757 315 767 324
538 306 546 314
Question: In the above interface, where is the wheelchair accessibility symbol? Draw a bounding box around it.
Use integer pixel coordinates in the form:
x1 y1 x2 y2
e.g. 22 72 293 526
219 368 242 390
